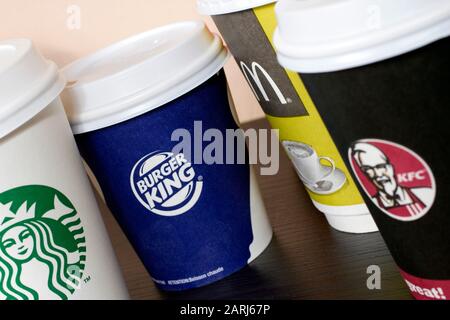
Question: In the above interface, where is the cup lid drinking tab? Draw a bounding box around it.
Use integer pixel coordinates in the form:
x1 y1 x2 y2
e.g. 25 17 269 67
274 0 450 73
197 0 277 15
61 21 229 134
0 39 65 139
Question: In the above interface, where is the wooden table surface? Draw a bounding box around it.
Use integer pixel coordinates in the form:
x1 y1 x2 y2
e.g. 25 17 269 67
99 118 412 300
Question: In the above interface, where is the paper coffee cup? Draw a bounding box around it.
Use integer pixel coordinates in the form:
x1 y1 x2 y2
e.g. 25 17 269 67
61 21 273 291
198 0 377 234
275 0 450 300
0 39 129 300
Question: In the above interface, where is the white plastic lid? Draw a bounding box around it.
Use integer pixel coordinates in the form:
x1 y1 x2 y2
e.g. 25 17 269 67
197 0 276 15
61 21 229 134
274 0 450 73
0 39 65 139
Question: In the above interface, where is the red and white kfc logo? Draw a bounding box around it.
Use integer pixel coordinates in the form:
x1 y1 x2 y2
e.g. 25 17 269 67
349 139 436 221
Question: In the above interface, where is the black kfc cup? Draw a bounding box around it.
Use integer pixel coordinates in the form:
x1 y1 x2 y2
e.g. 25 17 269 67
274 0 450 300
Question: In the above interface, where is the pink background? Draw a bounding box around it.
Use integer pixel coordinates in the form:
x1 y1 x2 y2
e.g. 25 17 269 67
0 0 265 123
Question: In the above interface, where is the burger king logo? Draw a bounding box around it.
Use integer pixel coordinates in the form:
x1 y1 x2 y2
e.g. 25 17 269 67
130 152 203 217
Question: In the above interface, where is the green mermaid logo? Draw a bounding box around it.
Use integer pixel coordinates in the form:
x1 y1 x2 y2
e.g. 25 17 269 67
0 185 86 300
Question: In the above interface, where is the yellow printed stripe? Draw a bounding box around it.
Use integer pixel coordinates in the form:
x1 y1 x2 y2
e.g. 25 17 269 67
253 4 364 206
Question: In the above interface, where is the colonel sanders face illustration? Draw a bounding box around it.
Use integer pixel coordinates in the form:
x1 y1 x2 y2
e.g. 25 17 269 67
352 143 397 197
349 139 436 221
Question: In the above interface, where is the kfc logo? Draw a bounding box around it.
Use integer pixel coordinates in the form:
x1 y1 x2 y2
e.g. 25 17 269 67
349 139 436 221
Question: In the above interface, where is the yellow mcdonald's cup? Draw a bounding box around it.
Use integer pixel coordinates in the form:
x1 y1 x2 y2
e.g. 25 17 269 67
198 0 377 233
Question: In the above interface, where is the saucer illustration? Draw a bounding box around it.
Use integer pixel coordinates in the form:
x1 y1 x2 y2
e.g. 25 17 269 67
302 166 347 195
282 140 347 195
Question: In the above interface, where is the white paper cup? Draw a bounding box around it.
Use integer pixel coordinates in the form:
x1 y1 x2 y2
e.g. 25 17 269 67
0 39 129 300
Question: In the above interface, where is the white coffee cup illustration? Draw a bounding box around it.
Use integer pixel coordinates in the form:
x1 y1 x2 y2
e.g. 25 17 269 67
283 141 336 187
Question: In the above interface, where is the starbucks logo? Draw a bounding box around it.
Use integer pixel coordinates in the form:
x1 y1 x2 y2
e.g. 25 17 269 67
0 185 86 300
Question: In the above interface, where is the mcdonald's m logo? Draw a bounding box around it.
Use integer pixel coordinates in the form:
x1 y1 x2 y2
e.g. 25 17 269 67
239 61 307 118
241 61 288 105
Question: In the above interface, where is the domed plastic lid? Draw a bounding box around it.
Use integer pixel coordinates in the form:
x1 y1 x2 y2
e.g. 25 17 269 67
274 0 450 73
197 0 276 15
61 21 229 134
0 39 65 139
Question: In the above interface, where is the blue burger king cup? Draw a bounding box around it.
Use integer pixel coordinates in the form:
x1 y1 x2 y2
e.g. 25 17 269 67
60 21 273 291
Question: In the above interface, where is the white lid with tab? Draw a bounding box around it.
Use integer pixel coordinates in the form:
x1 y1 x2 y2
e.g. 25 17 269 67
0 39 65 139
274 0 450 73
197 0 276 15
62 21 229 134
